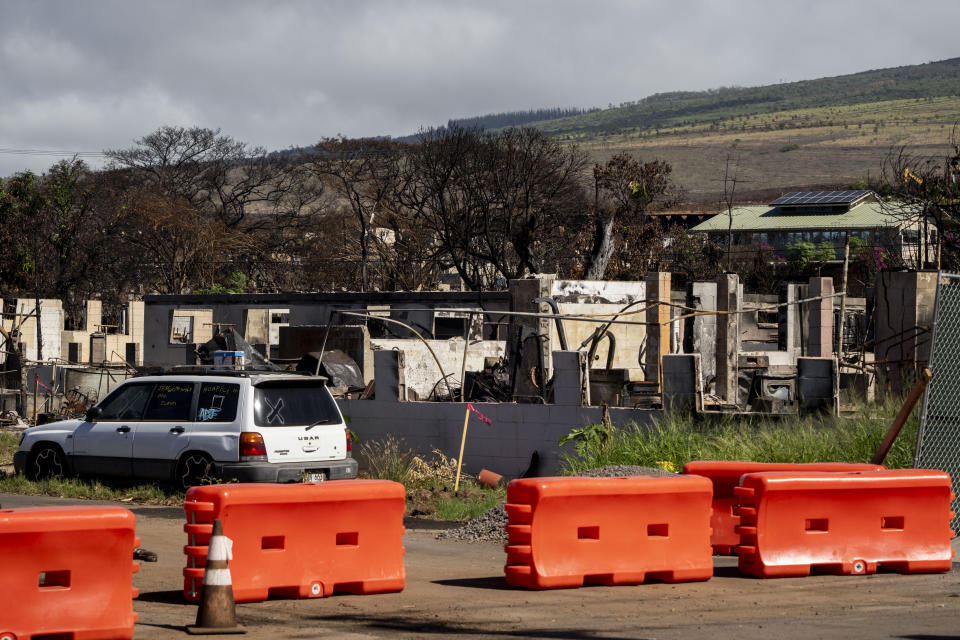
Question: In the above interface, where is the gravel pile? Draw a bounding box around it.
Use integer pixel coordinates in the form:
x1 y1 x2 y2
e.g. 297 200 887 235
435 503 508 543
436 465 680 543
574 464 678 478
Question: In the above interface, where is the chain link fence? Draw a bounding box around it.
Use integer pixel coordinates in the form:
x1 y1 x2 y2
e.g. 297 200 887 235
916 272 960 531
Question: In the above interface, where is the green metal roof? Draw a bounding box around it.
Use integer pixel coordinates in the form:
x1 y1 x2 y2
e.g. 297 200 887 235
690 202 914 233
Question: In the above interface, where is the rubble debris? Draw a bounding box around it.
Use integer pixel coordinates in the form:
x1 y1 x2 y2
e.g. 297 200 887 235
197 329 279 370
436 465 679 543
296 350 364 388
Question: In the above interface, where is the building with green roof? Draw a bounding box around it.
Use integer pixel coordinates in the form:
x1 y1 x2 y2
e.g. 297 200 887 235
690 190 934 266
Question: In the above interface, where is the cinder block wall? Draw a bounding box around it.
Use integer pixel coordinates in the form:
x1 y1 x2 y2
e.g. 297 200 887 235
337 398 659 478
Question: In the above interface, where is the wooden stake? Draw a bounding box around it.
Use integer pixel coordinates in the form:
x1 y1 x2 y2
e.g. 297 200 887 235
836 232 850 358
454 405 470 492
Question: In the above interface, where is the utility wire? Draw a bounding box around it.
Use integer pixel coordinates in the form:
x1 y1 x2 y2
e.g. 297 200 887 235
0 148 106 157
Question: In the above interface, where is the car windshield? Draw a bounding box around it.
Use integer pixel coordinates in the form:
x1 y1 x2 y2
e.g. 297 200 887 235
253 382 341 427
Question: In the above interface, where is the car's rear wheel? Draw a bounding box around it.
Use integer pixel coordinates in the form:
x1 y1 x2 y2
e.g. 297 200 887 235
26 444 66 481
175 452 213 491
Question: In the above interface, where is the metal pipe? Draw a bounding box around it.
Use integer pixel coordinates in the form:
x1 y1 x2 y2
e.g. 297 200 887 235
459 312 473 402
534 297 567 351
582 300 653 365
337 311 455 401
316 309 337 372
381 294 847 322
604 333 616 369
586 332 616 369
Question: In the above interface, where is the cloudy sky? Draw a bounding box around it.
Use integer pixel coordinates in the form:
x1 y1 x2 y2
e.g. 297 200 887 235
1 0 958 176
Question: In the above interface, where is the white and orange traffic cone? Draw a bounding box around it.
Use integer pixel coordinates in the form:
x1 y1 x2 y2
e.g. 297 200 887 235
186 519 245 635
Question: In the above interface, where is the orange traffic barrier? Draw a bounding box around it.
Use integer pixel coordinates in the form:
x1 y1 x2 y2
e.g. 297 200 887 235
504 475 714 589
683 461 884 554
734 469 955 578
0 506 139 640
183 480 405 603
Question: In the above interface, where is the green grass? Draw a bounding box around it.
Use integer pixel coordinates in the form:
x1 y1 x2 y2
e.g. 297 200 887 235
0 472 182 504
560 397 919 474
0 432 19 465
433 486 506 521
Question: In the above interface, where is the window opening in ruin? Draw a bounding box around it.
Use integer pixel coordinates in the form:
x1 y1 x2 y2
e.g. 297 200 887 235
101 303 125 335
434 317 467 340
171 315 194 344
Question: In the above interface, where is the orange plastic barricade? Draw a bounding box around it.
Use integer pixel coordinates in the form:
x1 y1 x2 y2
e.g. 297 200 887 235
734 469 955 578
0 506 139 640
183 480 405 603
683 461 884 554
504 475 714 589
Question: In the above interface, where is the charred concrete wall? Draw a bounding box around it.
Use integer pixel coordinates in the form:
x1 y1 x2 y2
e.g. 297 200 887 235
370 338 506 399
61 300 145 365
141 291 511 366
2 298 63 362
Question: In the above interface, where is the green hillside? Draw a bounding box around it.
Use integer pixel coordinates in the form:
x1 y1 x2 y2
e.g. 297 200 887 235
532 58 960 138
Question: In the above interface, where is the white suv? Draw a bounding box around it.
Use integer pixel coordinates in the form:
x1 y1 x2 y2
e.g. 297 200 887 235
13 369 358 489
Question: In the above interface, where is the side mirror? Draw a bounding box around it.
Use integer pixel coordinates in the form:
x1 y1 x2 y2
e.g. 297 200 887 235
85 406 102 422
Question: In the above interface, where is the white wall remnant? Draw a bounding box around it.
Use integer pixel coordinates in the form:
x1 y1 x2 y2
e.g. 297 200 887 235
371 338 506 400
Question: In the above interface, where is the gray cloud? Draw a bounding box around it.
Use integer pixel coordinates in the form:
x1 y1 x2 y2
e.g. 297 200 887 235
1 0 957 176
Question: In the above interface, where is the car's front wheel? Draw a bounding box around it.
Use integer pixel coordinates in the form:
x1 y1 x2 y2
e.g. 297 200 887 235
26 444 67 481
175 452 213 491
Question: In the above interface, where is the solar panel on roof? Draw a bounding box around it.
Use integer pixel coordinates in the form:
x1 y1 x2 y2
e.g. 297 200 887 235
769 190 870 206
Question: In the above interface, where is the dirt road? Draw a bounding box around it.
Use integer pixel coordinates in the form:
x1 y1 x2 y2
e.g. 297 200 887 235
3 494 959 639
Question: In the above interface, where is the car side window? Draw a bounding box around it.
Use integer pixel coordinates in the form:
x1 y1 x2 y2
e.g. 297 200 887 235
98 384 154 421
196 383 240 422
143 383 195 422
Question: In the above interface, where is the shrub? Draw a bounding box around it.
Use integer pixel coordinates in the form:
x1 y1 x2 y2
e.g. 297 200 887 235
787 240 835 272
358 435 416 484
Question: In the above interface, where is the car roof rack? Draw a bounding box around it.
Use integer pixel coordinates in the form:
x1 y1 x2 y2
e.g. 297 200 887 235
134 366 320 379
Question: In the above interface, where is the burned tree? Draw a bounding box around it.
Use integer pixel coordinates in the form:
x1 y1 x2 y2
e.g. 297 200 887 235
584 153 680 280
875 127 960 269
105 126 323 260
0 160 138 327
399 126 588 290
306 137 404 291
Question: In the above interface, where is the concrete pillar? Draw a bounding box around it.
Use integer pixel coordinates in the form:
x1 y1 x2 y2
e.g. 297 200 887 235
84 299 103 332
687 282 717 388
715 274 741 403
374 350 405 402
806 277 834 358
644 272 672 388
552 350 589 406
509 276 555 402
777 283 802 357
662 353 702 413
874 271 938 394
243 308 270 345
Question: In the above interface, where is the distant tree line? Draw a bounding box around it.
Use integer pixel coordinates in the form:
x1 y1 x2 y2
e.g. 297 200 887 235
0 125 695 324
446 107 599 131
535 57 960 138
8 120 953 327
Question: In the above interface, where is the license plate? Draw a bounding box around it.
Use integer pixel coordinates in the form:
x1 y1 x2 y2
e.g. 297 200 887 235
304 472 326 483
